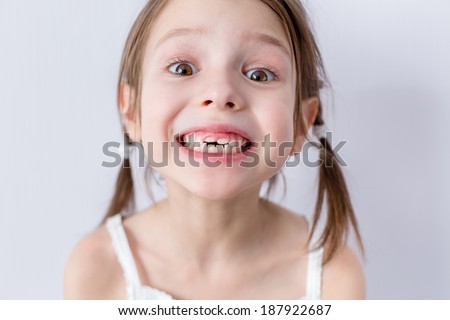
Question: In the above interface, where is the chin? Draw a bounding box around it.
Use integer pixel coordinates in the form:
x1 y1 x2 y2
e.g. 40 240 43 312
186 179 252 201
170 170 260 201
159 163 277 201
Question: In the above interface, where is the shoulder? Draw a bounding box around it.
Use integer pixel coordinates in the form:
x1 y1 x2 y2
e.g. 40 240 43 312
321 244 366 299
63 225 125 299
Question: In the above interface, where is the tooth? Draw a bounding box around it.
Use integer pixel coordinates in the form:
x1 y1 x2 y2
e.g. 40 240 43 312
228 139 239 148
215 144 225 153
217 138 229 145
187 139 198 149
204 137 215 143
199 142 208 152
192 141 203 152
194 134 203 146
224 144 234 154
190 140 196 149
208 145 218 153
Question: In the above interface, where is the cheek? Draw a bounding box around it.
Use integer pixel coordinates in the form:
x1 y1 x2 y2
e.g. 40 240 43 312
256 90 295 141
138 84 176 163
140 79 187 140
251 94 295 164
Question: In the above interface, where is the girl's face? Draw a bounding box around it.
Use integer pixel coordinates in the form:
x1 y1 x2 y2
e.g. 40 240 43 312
126 0 317 200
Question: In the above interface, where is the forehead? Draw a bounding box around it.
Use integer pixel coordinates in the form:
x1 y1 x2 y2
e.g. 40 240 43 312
147 0 292 55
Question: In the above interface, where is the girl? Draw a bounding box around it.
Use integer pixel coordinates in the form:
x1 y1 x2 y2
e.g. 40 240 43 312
64 0 365 300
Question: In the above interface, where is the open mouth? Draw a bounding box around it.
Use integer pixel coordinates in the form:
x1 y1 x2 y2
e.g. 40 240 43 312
176 131 254 154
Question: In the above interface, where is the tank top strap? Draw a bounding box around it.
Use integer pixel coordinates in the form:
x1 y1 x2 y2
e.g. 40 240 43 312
305 223 325 300
105 214 142 294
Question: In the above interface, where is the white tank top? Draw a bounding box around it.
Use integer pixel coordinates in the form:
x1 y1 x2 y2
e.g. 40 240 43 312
106 213 324 300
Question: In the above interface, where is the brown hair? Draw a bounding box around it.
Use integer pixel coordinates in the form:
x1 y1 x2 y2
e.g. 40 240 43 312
103 0 364 265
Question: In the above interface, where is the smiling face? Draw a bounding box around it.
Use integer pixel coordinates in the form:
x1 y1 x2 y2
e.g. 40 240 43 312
122 0 318 200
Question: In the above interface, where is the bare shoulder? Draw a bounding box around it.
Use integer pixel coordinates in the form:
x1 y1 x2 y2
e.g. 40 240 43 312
262 200 366 299
321 244 366 299
63 225 124 299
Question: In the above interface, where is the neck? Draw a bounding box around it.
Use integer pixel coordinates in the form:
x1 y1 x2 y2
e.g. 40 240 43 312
154 179 271 271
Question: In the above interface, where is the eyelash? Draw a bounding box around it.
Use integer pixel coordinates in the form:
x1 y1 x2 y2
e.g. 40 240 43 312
246 64 279 81
164 56 192 71
164 57 280 81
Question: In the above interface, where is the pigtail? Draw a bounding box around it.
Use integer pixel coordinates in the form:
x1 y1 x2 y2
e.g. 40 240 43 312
98 0 172 227
99 136 135 226
259 0 365 264
308 113 364 265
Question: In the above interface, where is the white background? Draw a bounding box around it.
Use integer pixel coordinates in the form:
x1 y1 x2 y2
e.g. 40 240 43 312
0 0 449 299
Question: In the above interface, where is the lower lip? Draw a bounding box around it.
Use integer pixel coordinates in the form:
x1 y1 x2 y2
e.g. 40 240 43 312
175 140 256 164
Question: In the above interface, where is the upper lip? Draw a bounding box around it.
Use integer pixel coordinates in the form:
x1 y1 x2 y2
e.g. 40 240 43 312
177 123 254 142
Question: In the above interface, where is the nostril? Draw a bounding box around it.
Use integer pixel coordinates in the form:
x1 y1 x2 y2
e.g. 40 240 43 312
203 100 213 106
202 100 239 109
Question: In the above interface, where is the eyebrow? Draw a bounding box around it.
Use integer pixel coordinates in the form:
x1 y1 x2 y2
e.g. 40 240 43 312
156 27 207 48
155 27 291 57
247 32 291 57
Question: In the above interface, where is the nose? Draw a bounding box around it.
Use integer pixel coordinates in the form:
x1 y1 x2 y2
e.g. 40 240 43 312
198 71 245 111
202 99 239 109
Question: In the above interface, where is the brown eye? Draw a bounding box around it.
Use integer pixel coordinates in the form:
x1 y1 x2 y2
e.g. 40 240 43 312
168 62 197 76
175 63 193 75
245 69 275 82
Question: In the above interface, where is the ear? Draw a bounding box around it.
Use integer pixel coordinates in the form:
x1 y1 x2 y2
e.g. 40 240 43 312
119 84 141 142
302 96 320 131
292 96 319 154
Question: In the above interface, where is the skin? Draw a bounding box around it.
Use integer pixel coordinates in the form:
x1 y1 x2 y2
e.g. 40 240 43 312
64 0 366 299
